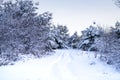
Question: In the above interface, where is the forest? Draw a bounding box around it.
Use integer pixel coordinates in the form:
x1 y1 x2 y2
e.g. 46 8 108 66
0 0 120 71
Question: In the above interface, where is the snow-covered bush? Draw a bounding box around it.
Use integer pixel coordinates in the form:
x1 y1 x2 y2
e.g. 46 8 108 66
49 25 70 49
68 32 80 49
78 25 103 51
112 21 120 38
94 23 120 71
0 0 52 65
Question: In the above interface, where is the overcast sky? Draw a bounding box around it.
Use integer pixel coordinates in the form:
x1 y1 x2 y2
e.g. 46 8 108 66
35 0 120 34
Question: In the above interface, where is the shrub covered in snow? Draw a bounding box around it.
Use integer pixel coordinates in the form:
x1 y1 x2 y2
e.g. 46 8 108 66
94 22 120 71
78 25 103 51
68 32 81 49
49 25 70 49
0 0 52 65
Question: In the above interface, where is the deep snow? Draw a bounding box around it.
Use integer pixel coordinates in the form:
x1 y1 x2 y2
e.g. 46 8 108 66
0 49 120 80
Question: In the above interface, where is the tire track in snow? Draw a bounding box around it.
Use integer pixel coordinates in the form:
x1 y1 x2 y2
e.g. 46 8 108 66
49 50 78 80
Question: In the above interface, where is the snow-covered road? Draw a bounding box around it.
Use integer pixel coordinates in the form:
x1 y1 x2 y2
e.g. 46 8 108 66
0 49 120 80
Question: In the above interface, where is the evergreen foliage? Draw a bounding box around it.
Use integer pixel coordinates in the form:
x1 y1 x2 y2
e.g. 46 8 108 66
49 25 70 49
94 22 120 70
78 25 102 51
0 0 52 64
68 32 80 49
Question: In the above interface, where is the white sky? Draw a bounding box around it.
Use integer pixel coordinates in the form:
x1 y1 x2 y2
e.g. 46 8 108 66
36 0 120 34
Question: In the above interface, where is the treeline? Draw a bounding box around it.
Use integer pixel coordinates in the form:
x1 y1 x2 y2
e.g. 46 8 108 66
0 0 120 70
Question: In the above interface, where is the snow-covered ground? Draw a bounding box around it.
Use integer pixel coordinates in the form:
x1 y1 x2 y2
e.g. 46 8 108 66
0 49 120 80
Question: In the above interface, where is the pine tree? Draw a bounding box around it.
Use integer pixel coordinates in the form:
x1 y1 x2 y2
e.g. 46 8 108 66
78 26 102 51
0 0 52 64
68 32 80 49
50 25 70 49
94 23 120 71
112 21 120 38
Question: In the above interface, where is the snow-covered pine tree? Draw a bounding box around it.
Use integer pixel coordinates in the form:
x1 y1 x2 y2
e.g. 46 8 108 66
94 30 112 60
112 21 120 38
47 25 59 49
0 0 52 64
106 22 120 70
78 25 102 51
94 23 120 71
68 32 80 49
50 25 70 49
